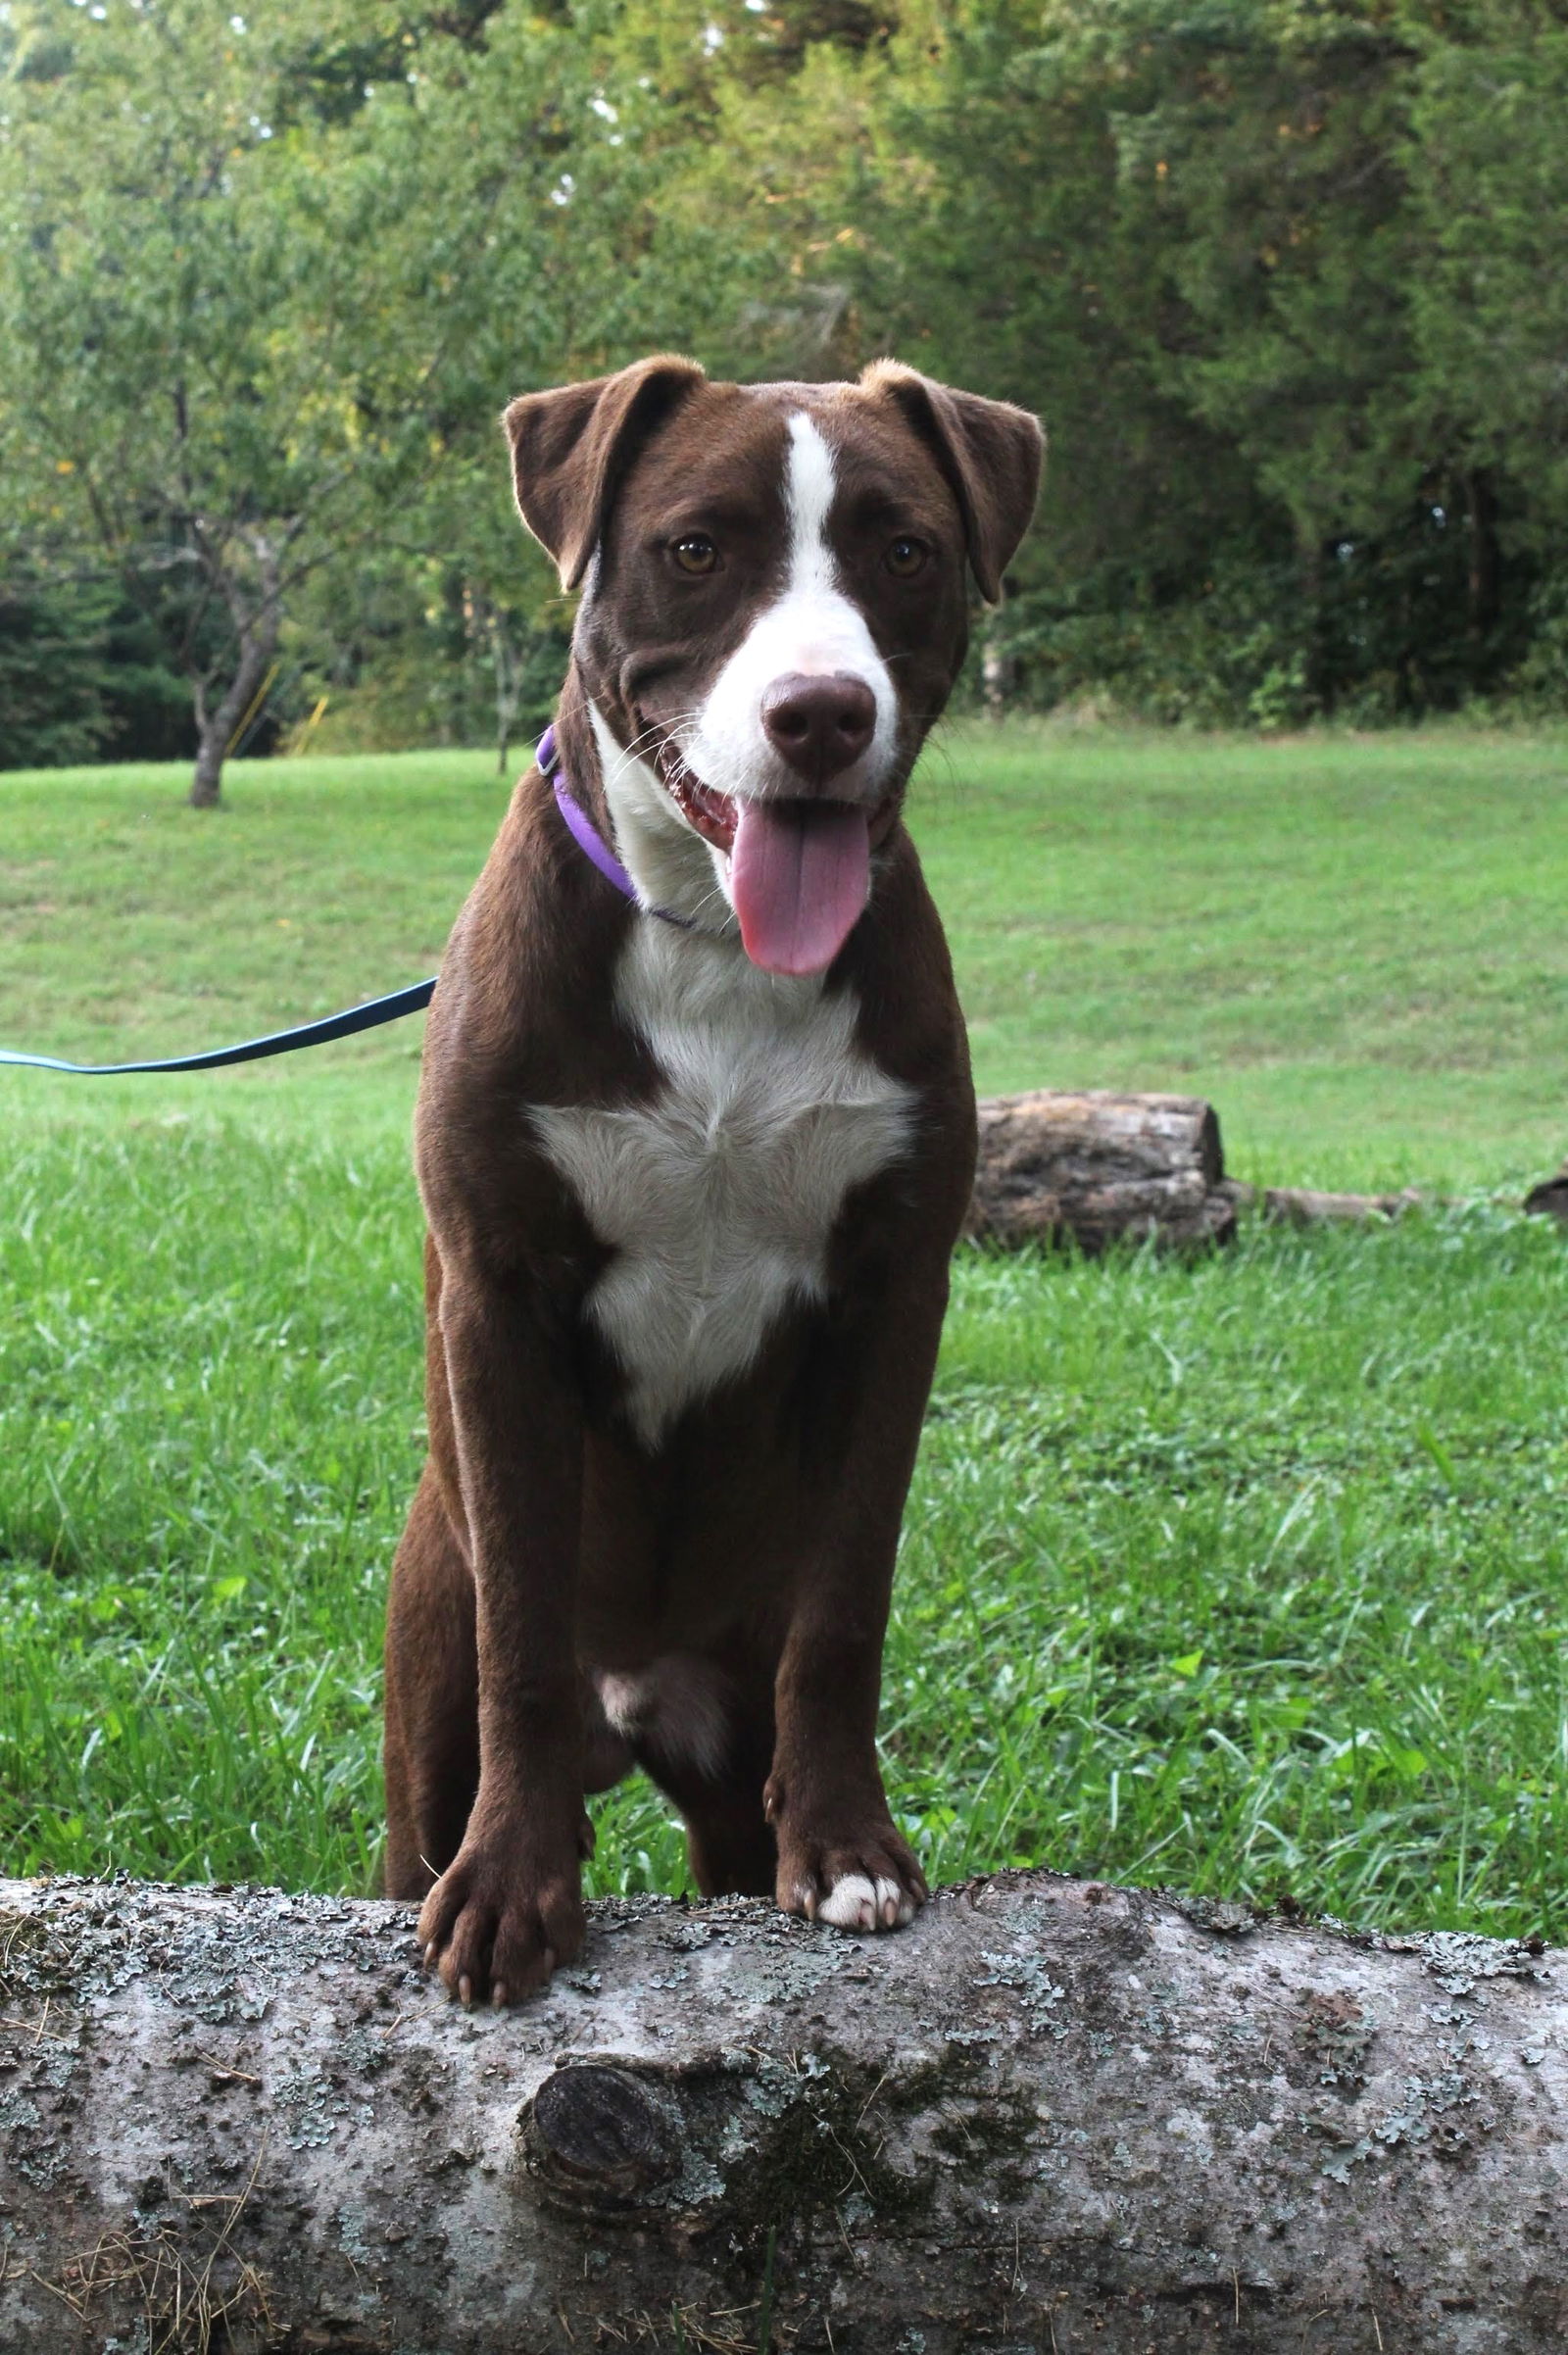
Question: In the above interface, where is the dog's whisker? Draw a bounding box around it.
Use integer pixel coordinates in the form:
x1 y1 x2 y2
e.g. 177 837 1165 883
595 712 709 799
686 883 736 926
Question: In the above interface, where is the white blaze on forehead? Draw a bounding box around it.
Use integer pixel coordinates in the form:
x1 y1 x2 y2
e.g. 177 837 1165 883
782 409 839 609
682 408 899 811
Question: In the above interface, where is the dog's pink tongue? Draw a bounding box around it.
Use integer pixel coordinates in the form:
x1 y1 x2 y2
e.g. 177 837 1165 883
730 799 871 975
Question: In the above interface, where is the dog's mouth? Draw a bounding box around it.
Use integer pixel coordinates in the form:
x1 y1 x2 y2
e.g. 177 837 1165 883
652 736 900 853
655 740 738 852
651 734 901 976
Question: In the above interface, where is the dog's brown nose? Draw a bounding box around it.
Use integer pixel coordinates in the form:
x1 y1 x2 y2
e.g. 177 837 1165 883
760 672 876 787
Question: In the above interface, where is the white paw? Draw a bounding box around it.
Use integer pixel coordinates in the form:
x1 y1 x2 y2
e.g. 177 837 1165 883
816 1873 915 1933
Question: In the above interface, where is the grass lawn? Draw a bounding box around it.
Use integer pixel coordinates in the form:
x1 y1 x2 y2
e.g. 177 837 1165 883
2 722 1566 1938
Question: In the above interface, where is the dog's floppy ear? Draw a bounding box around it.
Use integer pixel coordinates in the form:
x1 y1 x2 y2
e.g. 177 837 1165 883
503 355 708 592
860 361 1043 604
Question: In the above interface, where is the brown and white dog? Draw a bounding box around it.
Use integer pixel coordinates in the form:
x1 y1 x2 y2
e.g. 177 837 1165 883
383 355 1042 2003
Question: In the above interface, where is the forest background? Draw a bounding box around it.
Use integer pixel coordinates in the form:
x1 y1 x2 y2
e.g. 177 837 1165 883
3 0 1568 796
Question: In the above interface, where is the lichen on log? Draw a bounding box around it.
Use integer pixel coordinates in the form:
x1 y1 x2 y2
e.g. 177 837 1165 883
1 1872 1565 2351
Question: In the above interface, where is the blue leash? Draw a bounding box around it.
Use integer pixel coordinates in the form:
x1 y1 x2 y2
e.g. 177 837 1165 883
0 976 436 1075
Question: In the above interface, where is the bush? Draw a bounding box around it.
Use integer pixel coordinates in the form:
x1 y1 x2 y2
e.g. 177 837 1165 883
1505 573 1568 716
993 500 1542 729
0 569 119 767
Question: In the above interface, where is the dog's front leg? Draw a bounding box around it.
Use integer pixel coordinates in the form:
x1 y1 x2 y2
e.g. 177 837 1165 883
765 1254 952 1936
416 1263 587 2005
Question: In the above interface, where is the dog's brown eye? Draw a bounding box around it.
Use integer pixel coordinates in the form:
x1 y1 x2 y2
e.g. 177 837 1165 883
886 536 928 577
671 534 719 575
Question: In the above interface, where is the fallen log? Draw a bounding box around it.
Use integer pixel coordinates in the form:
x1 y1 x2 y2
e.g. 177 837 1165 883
1226 1180 1424 1228
1 1872 1563 2352
966 1092 1429 1250
965 1090 1237 1250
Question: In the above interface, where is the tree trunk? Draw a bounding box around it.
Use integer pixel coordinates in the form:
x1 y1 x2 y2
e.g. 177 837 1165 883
189 624 275 810
187 534 282 810
1463 466 1500 648
980 583 1014 720
1296 522 1327 715
489 608 523 778
189 709 230 810
0 1872 1562 2352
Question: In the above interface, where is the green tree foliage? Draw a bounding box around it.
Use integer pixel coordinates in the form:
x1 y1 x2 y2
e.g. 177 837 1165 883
0 562 119 767
0 0 457 802
826 0 1564 719
0 553 208 765
3 0 1568 767
1403 7 1568 708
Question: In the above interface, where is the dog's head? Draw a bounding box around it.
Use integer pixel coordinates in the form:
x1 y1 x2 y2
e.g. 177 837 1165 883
505 357 1042 975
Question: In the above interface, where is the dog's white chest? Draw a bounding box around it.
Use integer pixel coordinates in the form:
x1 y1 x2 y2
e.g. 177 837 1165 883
531 926 913 1448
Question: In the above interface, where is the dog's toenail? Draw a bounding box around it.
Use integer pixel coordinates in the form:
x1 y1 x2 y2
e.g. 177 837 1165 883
459 1974 473 2007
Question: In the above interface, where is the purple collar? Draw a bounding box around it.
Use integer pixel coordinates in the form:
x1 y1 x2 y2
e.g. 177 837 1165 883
537 723 701 934
537 723 638 900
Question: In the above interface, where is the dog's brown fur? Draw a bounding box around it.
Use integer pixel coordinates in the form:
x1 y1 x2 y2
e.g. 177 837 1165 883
384 358 1042 2002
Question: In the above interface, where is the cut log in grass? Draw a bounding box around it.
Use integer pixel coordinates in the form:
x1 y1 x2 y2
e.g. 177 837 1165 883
2 1872 1562 2352
967 1090 1432 1251
965 1089 1237 1251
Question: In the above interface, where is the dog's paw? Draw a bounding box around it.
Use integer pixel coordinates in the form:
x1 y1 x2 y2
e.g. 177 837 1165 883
416 1839 585 2006
774 1822 928 1935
